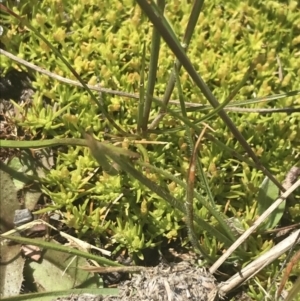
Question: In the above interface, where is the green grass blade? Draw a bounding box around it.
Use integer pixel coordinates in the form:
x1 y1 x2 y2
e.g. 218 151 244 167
84 133 119 176
0 138 87 148
150 0 204 129
1 234 121 267
185 89 300 113
0 135 139 177
0 288 118 301
90 136 242 260
106 157 210 261
193 62 256 124
136 0 284 192
174 65 188 118
137 41 147 132
88 140 224 260
174 64 239 249
186 136 204 254
141 0 165 133
205 133 257 168
136 160 245 250
173 65 204 253
195 155 216 208
84 133 140 176
0 136 138 155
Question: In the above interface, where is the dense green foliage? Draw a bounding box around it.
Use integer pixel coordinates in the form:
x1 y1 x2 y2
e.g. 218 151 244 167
1 1 299 298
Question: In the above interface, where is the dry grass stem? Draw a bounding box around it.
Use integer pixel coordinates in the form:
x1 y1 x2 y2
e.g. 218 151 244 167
210 178 300 274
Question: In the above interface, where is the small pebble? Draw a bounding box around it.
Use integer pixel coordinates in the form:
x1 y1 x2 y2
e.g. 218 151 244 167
14 209 32 226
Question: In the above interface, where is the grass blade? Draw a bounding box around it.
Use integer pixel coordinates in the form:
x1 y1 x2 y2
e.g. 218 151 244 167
137 41 147 132
185 89 300 113
0 138 87 148
1 234 121 267
193 62 256 124
84 133 119 176
141 0 165 133
186 132 206 254
87 133 246 261
150 0 204 129
136 0 284 192
0 288 118 301
173 63 201 253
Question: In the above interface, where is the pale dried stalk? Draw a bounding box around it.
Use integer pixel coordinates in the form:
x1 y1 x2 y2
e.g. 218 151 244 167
210 178 300 274
1 219 111 256
218 229 300 295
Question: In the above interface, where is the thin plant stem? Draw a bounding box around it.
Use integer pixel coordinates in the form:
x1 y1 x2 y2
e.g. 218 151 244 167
141 0 165 133
137 42 147 131
136 0 285 192
1 48 299 113
149 0 204 129
186 129 208 254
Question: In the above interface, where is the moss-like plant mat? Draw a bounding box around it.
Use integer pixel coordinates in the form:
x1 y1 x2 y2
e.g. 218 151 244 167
0 0 300 300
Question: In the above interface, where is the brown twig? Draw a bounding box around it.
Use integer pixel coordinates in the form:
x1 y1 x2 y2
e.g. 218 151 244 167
277 245 300 298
